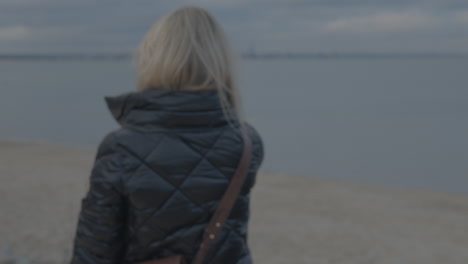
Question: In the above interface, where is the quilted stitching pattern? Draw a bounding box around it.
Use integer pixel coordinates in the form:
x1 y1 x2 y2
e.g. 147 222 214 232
69 89 264 264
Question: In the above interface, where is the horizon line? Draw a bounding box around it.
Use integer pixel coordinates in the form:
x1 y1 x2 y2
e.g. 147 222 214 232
1 51 467 61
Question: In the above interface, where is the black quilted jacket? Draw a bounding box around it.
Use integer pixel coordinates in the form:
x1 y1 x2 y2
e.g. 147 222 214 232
69 88 264 264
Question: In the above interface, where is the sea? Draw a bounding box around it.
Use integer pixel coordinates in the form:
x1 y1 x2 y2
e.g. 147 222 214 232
1 58 467 194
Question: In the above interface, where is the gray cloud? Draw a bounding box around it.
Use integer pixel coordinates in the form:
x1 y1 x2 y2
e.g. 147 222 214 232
0 0 467 53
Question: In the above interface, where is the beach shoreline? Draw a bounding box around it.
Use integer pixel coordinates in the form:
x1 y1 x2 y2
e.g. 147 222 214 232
1 139 467 264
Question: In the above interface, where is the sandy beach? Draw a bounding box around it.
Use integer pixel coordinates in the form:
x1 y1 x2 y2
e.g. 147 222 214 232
1 139 467 264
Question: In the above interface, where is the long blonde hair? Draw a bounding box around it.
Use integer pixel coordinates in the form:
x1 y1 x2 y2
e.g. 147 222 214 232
133 6 244 124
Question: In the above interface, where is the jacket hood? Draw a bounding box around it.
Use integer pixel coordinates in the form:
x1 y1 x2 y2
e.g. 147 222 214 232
104 88 238 129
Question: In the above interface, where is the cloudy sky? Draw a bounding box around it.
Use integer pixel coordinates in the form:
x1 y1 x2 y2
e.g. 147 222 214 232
1 0 468 54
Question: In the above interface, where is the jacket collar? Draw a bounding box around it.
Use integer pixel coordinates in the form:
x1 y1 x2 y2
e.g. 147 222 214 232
104 88 238 130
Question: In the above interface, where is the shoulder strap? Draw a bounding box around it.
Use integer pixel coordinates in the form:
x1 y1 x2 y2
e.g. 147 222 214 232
192 126 253 264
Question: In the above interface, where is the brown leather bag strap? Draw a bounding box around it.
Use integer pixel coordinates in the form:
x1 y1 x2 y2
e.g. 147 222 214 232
192 126 253 264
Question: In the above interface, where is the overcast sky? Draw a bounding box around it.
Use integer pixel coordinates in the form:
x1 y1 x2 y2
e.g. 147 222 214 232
1 0 468 54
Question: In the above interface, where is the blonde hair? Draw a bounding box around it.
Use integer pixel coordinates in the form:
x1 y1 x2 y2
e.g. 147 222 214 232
133 6 244 125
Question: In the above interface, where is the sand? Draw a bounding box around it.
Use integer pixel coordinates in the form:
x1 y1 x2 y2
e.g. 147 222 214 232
1 140 467 264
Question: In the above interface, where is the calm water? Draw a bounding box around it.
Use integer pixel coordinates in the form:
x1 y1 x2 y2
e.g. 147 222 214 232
1 59 467 194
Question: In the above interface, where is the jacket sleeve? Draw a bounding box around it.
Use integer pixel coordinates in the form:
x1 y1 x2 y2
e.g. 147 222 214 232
70 132 128 264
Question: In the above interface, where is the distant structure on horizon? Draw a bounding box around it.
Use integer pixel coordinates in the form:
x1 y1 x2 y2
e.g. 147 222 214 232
246 41 257 58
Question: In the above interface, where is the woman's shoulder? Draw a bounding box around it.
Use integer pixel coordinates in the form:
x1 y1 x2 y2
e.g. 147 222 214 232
94 127 144 162
94 129 121 159
243 122 263 147
242 122 265 169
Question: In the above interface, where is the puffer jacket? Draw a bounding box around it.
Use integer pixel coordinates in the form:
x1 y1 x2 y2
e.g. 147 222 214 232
69 88 264 264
